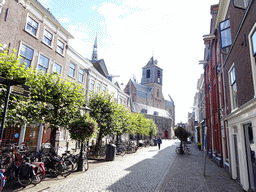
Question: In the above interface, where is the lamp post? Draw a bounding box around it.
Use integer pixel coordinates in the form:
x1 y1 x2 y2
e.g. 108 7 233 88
77 105 92 172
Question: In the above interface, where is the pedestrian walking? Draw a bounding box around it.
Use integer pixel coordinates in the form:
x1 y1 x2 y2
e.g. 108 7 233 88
157 136 162 150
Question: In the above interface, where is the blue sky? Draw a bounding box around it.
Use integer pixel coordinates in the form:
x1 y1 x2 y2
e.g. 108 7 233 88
39 0 219 123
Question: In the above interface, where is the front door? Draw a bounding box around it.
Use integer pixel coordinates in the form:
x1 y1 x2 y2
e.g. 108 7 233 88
244 123 256 191
165 130 168 139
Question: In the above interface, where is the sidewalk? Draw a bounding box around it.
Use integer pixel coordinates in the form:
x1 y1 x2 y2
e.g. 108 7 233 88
157 143 244 192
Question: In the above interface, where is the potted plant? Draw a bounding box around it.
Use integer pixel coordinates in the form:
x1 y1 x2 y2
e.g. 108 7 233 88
197 143 202 150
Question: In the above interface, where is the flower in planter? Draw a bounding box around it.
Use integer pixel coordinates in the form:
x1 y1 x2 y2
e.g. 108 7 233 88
68 114 97 143
197 143 202 147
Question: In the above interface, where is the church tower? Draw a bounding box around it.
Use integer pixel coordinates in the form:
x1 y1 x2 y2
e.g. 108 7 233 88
141 56 163 86
91 35 98 63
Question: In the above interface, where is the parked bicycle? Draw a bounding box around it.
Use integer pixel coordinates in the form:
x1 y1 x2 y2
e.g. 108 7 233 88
175 144 191 155
0 169 6 192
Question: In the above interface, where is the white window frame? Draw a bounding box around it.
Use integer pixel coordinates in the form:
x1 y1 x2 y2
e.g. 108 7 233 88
233 0 249 9
96 83 101 92
56 39 65 55
53 62 62 75
90 79 95 91
228 64 238 111
219 19 232 49
248 23 256 97
102 86 107 92
79 68 85 83
69 62 76 78
25 14 40 38
37 53 50 74
43 28 54 48
18 43 34 69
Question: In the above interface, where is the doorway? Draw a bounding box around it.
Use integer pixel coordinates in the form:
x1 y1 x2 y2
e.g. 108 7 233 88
233 131 240 183
164 130 168 139
244 123 256 191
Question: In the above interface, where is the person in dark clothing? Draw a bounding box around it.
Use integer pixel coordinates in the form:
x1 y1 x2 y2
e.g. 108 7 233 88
156 136 162 150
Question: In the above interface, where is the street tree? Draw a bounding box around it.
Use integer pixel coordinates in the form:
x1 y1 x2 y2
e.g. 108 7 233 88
148 118 157 139
87 91 116 156
26 70 86 148
112 102 131 143
174 126 190 154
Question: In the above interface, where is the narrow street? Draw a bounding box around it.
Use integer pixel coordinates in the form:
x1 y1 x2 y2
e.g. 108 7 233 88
3 140 243 192
4 140 178 192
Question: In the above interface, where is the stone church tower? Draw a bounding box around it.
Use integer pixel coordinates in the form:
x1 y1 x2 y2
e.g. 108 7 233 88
124 57 175 139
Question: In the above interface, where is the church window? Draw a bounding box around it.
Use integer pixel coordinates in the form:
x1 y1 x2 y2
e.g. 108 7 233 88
146 69 150 78
158 70 161 78
157 89 159 97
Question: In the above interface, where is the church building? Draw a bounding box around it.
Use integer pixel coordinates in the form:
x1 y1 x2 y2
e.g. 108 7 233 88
124 57 175 139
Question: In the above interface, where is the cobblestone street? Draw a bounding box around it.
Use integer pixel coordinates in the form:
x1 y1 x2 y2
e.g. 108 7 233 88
3 139 243 192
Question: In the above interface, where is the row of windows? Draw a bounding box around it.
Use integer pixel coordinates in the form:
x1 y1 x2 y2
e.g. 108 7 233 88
146 69 161 79
25 15 65 55
19 44 62 74
89 79 106 92
19 43 108 93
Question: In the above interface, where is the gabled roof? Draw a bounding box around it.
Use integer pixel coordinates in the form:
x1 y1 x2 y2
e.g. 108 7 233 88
133 102 173 119
91 59 109 77
131 79 153 99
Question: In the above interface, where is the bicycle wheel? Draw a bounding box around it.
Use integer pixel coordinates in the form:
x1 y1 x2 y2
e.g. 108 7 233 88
62 159 74 177
18 171 32 187
175 147 180 154
31 167 44 185
185 148 191 155
0 172 5 192
48 161 62 177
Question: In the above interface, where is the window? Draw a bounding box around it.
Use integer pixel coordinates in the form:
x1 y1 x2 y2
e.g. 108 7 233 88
252 30 256 56
158 70 161 78
79 69 84 82
38 54 49 74
229 66 238 109
90 80 95 91
233 0 249 9
141 109 147 113
154 111 159 116
219 19 232 49
19 44 34 69
43 29 53 46
57 40 64 54
102 86 106 92
157 89 159 97
53 63 62 74
96 83 100 92
26 16 38 36
146 69 150 78
69 62 76 77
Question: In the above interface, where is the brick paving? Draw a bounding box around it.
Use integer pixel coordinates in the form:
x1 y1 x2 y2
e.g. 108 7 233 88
2 140 244 192
157 143 244 192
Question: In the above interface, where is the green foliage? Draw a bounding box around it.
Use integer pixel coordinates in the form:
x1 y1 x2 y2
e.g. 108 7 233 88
174 126 190 142
68 114 97 142
88 91 116 137
0 45 86 146
112 102 131 136
148 118 157 137
129 113 151 135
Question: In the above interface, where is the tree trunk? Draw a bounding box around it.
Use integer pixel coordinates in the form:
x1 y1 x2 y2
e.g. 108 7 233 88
50 127 58 150
94 131 102 157
179 140 184 154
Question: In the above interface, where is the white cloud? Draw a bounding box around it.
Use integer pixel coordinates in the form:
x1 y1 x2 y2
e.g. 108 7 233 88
52 0 219 123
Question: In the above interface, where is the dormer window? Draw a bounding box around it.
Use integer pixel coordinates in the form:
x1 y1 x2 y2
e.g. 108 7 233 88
141 109 147 114
154 111 159 116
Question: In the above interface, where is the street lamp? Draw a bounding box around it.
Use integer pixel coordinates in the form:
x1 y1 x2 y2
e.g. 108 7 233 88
77 105 92 172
